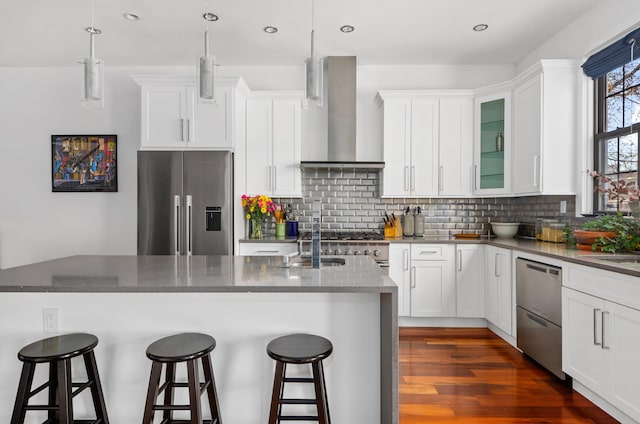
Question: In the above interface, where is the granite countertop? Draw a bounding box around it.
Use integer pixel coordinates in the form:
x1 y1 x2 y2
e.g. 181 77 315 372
239 236 298 243
0 255 396 293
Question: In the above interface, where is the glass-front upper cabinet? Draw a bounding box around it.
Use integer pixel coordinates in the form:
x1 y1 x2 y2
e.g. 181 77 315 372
474 90 511 195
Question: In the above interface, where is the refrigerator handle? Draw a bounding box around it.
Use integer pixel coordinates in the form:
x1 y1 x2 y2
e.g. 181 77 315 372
186 195 193 256
173 195 181 255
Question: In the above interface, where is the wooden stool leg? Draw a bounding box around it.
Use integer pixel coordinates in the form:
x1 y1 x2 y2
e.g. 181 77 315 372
83 350 110 423
10 362 36 424
57 359 73 424
186 359 203 424
142 361 163 424
162 362 176 423
312 361 330 424
201 354 222 424
268 361 286 424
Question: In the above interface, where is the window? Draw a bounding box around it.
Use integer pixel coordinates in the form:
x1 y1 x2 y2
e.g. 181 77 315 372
593 58 640 212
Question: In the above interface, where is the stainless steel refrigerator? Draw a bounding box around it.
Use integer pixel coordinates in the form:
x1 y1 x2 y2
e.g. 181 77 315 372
138 151 233 255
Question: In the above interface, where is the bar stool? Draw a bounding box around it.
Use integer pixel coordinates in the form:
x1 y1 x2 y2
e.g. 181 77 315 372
11 332 109 424
142 332 222 424
267 333 333 424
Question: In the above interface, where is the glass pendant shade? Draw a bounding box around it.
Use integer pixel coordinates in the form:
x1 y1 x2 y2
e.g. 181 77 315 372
305 56 323 106
81 30 104 109
198 30 216 103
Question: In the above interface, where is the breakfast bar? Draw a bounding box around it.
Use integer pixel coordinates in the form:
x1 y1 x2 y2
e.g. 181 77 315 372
0 255 398 424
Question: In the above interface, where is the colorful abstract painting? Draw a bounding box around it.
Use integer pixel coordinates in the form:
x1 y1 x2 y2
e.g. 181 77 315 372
51 135 117 192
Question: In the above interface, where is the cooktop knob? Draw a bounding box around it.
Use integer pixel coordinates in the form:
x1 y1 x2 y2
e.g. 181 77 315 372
364 249 372 256
373 249 381 257
345 250 353 255
324 249 332 255
354 250 362 255
334 249 341 255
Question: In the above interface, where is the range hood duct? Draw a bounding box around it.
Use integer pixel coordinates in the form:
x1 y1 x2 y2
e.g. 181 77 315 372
301 56 384 170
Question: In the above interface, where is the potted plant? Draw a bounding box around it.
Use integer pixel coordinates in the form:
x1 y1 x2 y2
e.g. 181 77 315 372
567 213 640 253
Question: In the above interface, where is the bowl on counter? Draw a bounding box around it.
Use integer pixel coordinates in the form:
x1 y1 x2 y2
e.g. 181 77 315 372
491 222 520 238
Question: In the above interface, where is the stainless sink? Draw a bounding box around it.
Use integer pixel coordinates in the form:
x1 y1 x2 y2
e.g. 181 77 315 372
579 254 640 264
289 257 346 268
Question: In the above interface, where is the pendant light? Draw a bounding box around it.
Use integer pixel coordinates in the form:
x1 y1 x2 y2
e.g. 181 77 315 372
81 0 104 109
198 11 217 104
305 0 323 106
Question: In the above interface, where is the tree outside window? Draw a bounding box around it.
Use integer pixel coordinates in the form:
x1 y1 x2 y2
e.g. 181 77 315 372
594 58 640 212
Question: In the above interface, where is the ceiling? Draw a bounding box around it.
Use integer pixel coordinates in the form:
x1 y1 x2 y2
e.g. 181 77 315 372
0 0 600 67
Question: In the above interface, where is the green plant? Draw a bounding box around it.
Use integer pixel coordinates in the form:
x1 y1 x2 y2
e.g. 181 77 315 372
581 213 640 253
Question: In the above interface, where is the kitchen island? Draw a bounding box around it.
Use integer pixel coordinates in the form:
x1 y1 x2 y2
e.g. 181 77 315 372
0 255 398 424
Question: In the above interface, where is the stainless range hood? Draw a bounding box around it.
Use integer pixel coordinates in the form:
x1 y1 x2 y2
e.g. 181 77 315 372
300 56 384 170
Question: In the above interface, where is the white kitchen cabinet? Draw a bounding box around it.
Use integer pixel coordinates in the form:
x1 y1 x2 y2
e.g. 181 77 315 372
245 93 302 198
377 91 473 198
410 244 456 317
473 89 511 195
389 244 411 317
237 242 298 256
511 60 577 195
455 244 485 318
563 265 640 422
484 245 512 334
133 75 239 149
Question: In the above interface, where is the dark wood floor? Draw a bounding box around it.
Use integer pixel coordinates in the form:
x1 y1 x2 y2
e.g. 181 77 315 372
399 327 619 424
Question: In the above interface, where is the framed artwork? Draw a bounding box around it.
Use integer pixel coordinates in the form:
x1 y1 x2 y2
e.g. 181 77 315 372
51 135 118 192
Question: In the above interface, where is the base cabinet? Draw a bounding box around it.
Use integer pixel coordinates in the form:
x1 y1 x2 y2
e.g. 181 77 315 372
563 285 640 422
484 245 512 335
237 242 298 256
455 244 485 318
410 244 456 317
389 244 411 317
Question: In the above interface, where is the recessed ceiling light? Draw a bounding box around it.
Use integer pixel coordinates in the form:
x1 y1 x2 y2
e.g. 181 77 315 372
264 26 278 34
473 24 488 32
340 25 355 33
123 12 140 21
203 12 219 22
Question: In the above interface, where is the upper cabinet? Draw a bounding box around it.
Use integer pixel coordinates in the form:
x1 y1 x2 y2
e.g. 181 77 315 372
377 91 473 198
511 60 577 195
245 92 303 198
473 89 511 195
132 75 246 150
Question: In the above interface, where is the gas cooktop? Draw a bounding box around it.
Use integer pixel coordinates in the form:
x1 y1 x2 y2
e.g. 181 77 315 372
299 230 385 241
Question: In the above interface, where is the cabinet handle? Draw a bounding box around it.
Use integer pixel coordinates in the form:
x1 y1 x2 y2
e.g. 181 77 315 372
494 253 500 277
180 119 185 142
187 119 191 142
457 250 462 272
601 311 610 350
268 166 272 191
593 308 602 346
403 249 409 271
404 166 409 191
256 250 280 253
411 166 416 191
273 166 277 192
419 250 439 255
474 165 478 190
439 166 444 191
411 266 416 289
533 155 539 187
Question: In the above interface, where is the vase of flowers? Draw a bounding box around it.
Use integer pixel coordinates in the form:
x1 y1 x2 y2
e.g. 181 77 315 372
242 194 276 239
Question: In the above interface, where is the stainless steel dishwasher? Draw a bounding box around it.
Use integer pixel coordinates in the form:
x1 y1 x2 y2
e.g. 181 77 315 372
516 258 565 379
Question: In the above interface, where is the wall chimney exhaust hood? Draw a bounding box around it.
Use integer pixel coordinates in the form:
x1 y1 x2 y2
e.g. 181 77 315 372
300 56 384 170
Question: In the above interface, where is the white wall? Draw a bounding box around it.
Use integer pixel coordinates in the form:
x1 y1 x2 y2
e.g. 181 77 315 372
0 63 514 268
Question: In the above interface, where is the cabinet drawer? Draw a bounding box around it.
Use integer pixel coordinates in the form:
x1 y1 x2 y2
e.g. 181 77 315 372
411 244 451 261
238 242 298 256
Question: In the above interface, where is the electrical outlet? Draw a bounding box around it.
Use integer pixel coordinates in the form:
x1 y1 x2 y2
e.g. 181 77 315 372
428 207 435 217
560 200 567 214
43 308 58 333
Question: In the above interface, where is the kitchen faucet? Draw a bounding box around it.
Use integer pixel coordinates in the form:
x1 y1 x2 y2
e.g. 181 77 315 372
311 200 321 269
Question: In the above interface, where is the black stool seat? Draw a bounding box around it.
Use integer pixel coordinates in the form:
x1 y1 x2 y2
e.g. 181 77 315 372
146 332 216 362
142 332 222 424
11 333 109 424
267 334 333 424
18 333 98 362
267 334 333 364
